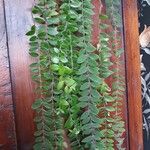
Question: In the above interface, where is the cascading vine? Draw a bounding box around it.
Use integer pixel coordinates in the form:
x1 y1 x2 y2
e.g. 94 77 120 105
76 0 105 149
105 0 126 149
27 0 84 149
27 0 64 149
98 13 115 150
26 0 126 149
57 1 84 149
111 28 126 150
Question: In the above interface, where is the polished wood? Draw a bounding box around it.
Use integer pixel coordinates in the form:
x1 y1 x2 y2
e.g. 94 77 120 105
123 0 143 149
4 0 36 149
92 0 100 46
0 1 17 149
0 0 144 149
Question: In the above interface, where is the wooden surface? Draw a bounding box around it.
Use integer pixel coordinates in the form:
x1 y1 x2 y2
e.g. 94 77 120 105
92 0 100 46
123 0 143 149
0 0 144 149
0 1 17 149
4 0 35 149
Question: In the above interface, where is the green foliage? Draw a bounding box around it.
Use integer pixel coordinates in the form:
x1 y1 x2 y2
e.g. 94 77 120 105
98 17 115 150
104 0 126 149
105 0 122 28
26 0 126 150
75 1 105 149
27 1 64 149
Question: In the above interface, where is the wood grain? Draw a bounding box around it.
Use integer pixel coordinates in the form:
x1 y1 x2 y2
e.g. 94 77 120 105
0 0 143 149
91 0 100 46
4 0 36 149
0 0 17 149
123 0 143 149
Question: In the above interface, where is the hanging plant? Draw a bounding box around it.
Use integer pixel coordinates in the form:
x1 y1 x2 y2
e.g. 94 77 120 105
26 0 126 149
105 0 126 149
26 1 65 149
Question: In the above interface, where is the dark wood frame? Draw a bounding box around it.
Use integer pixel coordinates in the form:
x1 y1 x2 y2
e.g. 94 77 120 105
4 0 35 149
123 0 143 149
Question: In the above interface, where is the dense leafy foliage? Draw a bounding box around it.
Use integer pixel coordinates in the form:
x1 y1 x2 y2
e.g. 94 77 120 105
105 1 126 149
26 0 126 149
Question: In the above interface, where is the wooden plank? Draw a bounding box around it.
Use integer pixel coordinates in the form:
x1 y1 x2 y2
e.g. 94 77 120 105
91 0 100 46
122 0 143 149
3 0 35 149
0 1 17 149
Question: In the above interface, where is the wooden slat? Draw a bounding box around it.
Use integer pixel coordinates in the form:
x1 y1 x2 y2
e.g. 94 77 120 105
91 0 100 46
0 1 17 149
3 0 35 149
122 0 143 149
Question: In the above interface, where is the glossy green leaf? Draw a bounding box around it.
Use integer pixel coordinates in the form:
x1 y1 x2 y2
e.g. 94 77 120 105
57 81 64 90
47 17 59 25
32 99 43 109
48 27 59 36
29 52 39 57
51 56 59 64
34 17 45 24
26 25 36 36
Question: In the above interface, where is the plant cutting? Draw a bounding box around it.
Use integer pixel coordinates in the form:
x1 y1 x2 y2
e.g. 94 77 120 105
26 0 126 149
